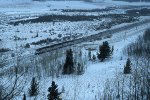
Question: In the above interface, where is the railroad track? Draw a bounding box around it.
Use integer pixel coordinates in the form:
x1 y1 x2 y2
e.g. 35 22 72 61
1 18 150 73
35 19 150 55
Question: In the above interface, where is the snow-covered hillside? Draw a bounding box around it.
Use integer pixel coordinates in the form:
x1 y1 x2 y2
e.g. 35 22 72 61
0 0 150 100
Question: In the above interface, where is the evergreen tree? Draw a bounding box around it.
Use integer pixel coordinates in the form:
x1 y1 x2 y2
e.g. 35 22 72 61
63 49 74 74
47 81 60 100
124 58 132 74
28 77 39 96
22 94 26 100
98 41 111 62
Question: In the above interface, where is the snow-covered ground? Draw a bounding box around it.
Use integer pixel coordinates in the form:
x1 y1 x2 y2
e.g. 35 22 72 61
1 0 150 53
0 1 102 15
9 18 149 100
0 1 105 51
1 0 150 15
0 0 150 100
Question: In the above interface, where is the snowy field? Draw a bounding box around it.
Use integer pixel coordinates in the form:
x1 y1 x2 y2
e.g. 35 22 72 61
1 0 150 53
4 20 149 100
0 0 150 100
